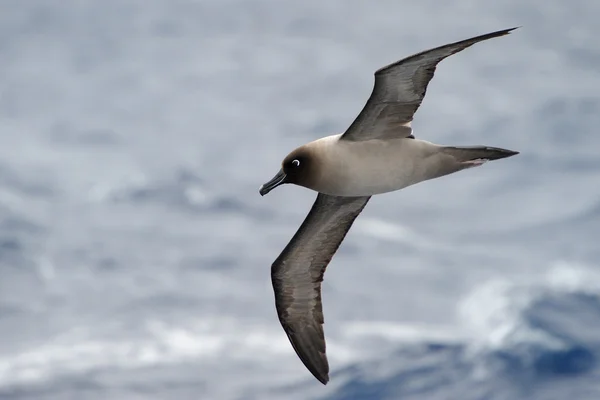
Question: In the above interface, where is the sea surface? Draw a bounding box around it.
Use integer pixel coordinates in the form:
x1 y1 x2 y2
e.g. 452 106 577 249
1 1 600 399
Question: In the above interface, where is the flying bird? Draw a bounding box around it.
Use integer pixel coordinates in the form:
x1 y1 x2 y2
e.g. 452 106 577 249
259 27 519 385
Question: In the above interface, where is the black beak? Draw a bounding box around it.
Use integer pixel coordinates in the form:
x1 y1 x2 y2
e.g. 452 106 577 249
259 169 287 196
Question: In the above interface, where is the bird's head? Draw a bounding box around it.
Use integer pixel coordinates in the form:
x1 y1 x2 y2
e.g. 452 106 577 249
259 147 317 196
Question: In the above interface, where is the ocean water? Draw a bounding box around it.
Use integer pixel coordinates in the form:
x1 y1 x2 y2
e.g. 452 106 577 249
1 1 600 399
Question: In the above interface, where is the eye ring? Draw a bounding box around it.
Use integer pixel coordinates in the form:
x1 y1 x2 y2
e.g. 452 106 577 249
291 159 300 167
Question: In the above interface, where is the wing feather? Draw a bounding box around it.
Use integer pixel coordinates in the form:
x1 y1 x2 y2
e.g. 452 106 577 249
271 193 370 384
341 27 518 141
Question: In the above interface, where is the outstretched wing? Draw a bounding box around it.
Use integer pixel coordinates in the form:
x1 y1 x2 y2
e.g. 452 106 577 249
341 27 518 142
271 193 370 384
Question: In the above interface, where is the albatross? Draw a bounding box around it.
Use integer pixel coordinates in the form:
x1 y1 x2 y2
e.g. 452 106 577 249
259 27 520 384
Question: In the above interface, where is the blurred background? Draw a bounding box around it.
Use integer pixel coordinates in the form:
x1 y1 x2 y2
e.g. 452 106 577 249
1 1 600 399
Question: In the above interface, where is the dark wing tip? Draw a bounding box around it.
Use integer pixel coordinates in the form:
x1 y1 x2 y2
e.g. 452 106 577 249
318 373 330 385
305 357 330 385
496 26 520 33
482 26 520 38
375 26 519 76
283 324 330 385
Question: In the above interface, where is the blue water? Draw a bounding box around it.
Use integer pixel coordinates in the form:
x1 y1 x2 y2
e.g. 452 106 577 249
1 1 600 399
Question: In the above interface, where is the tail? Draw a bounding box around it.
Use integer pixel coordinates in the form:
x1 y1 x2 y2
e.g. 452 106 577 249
441 145 519 167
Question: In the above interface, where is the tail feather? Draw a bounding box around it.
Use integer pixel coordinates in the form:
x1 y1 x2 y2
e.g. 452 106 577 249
442 145 519 164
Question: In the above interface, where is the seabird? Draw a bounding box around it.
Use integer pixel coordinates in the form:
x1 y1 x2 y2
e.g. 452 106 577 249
259 27 519 385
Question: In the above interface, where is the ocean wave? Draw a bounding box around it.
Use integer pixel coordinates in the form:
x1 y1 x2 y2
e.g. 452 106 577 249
325 263 600 400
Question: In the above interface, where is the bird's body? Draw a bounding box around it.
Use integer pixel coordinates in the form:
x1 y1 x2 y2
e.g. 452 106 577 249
294 134 430 196
259 27 520 385
287 133 513 196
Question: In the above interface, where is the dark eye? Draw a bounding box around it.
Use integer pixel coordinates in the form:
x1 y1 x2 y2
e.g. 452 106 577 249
291 159 300 167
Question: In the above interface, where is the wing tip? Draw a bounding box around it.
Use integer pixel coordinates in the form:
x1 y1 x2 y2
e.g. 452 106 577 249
304 355 330 385
297 350 330 385
303 360 329 385
282 325 331 385
315 372 330 385
470 26 521 42
299 348 331 385
497 26 521 36
374 26 520 76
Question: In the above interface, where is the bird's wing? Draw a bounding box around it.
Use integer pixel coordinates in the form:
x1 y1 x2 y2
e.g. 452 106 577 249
271 193 370 384
340 27 518 142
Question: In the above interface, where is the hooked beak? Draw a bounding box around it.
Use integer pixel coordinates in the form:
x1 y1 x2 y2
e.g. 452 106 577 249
259 169 287 196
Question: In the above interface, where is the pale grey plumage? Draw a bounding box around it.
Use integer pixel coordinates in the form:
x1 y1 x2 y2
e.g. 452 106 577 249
263 27 519 385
